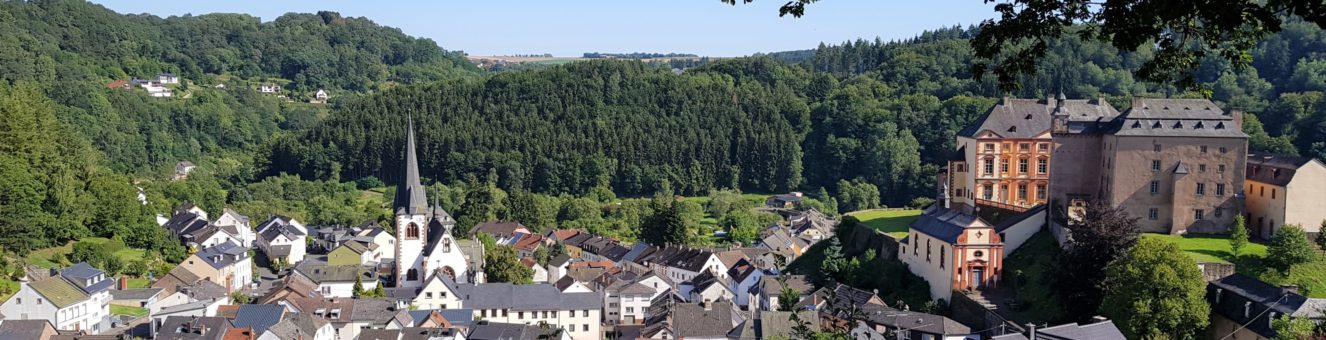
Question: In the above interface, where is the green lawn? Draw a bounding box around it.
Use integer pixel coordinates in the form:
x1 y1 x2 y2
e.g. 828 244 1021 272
110 304 149 318
125 277 150 289
846 209 922 239
0 279 19 303
1141 233 1268 264
1143 233 1325 297
1001 231 1066 324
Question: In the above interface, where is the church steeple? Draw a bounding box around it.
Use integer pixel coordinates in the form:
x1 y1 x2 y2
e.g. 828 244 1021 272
394 114 429 215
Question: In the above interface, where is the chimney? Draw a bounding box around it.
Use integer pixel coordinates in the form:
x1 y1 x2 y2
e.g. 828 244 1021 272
118 276 129 290
1090 316 1108 324
1281 284 1299 296
1230 108 1244 130
703 301 712 311
1026 323 1037 340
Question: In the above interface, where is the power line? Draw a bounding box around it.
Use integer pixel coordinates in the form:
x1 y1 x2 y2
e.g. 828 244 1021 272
1219 294 1289 340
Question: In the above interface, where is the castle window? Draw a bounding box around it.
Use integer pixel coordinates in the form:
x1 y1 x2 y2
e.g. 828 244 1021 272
1149 208 1159 220
1200 145 1208 153
1215 208 1224 218
1018 158 1029 173
1154 143 1162 152
1199 164 1206 173
1036 184 1046 200
1152 160 1161 172
1019 143 1030 151
1017 184 1027 200
983 158 995 175
1194 209 1205 220
1218 164 1226 173
1038 143 1049 151
1196 183 1206 196
1000 158 1009 173
1037 158 1048 174
1216 184 1225 196
1219 147 1228 153
1150 181 1160 195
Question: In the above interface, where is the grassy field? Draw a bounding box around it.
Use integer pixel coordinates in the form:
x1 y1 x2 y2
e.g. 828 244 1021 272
846 209 922 239
678 193 773 207
25 237 148 269
1001 231 1066 324
110 304 149 318
0 279 19 303
1141 233 1268 264
1143 233 1325 297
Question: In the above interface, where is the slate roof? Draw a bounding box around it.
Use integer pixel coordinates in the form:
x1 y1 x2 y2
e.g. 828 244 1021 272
1035 320 1127 340
350 298 408 325
1247 153 1322 186
689 270 724 295
356 328 401 340
195 242 249 269
400 327 464 340
164 212 210 237
230 304 285 334
859 304 971 335
457 283 603 311
255 215 301 236
755 275 814 297
293 258 377 284
908 205 990 243
110 288 162 301
754 311 820 339
468 321 564 340
60 262 113 295
29 276 88 308
726 259 759 284
960 98 1117 138
548 254 572 267
259 223 304 243
672 301 739 338
795 282 883 311
1108 98 1247 138
0 320 54 340
394 118 429 215
641 246 716 273
265 313 328 340
157 316 231 340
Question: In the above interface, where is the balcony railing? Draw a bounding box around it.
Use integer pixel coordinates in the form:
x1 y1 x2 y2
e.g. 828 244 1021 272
974 198 1030 213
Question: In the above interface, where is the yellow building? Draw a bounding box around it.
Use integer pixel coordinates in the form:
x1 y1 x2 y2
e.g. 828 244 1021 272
1244 154 1326 239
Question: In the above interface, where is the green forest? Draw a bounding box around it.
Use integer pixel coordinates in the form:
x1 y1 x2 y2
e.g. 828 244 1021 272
4 0 1326 258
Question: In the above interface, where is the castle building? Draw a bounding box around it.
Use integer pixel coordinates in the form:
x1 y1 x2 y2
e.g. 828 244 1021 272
394 117 473 287
945 95 1119 213
1050 98 1248 234
1244 153 1326 239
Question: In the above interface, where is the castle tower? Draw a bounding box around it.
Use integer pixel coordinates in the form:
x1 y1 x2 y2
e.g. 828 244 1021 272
395 116 430 287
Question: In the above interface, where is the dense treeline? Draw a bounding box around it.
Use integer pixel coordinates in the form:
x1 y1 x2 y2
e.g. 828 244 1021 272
269 60 808 197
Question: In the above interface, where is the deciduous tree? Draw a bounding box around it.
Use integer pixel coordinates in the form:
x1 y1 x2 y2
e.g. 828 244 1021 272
1100 238 1210 339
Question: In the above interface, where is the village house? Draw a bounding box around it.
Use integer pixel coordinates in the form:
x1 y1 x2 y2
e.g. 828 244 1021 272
636 246 726 284
229 304 287 335
150 266 230 314
0 263 114 334
0 319 59 340
311 89 330 103
291 257 379 298
256 215 308 266
259 312 335 340
176 242 253 292
354 226 397 260
590 262 671 325
1244 153 1326 239
1050 98 1247 234
469 321 569 340
157 72 180 84
765 192 805 209
682 270 734 304
455 283 603 340
174 161 196 180
413 275 463 310
109 288 163 314
724 259 763 309
640 299 743 340
214 208 255 248
470 221 530 244
849 304 977 340
327 240 380 266
1206 274 1326 340
258 83 282 94
991 318 1127 340
748 274 814 312
154 316 232 340
520 257 549 283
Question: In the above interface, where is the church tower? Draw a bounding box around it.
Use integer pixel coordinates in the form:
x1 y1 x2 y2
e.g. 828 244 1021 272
395 117 430 287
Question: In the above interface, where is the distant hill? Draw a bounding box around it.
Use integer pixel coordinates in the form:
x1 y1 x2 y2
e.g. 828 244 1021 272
0 0 479 93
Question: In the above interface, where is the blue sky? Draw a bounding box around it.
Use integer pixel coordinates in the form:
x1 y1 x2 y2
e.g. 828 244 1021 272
91 0 997 57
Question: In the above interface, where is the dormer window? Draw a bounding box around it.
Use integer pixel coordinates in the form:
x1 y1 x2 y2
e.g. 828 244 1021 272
1024 114 1033 120
1152 121 1162 128
1007 126 1017 133
1215 122 1225 129
1194 122 1204 129
1173 121 1183 129
1132 121 1142 128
